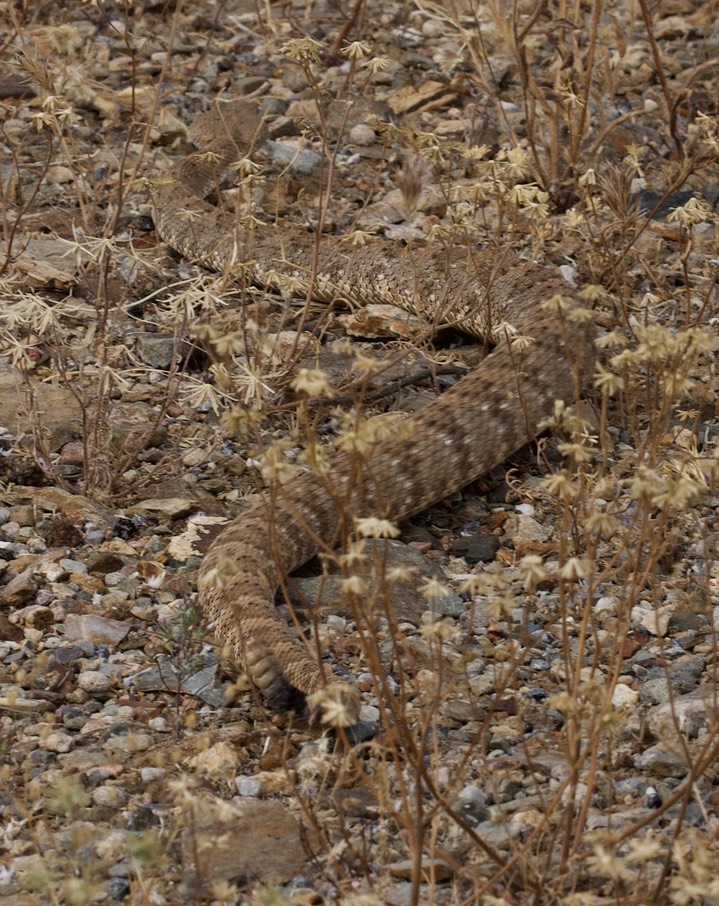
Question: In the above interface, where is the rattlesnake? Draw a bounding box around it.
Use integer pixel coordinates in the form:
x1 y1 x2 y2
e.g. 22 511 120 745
152 100 595 727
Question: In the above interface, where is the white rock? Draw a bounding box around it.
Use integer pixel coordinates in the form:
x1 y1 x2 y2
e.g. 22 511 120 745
505 515 551 543
92 786 127 807
78 671 113 694
349 123 376 146
634 604 674 636
41 732 73 753
611 683 639 708
148 716 170 733
595 595 618 615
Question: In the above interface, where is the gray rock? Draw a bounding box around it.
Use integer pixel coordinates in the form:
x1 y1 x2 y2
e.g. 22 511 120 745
504 514 551 543
451 533 500 563
647 691 713 744
180 801 313 895
132 656 221 706
0 567 37 606
290 538 463 623
260 139 321 175
135 335 184 369
64 614 131 646
235 776 263 797
634 744 688 778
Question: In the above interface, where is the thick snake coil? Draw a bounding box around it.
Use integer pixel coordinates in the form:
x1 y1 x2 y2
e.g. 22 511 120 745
151 100 595 727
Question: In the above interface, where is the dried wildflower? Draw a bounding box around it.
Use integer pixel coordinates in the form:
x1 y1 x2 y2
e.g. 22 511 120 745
425 222 450 242
584 511 620 536
461 143 491 161
609 348 637 371
225 357 275 407
260 440 297 485
180 379 225 415
510 334 536 351
503 146 531 179
291 367 334 398
396 154 431 217
578 168 597 187
307 683 359 728
622 142 647 177
363 55 391 75
230 157 261 178
385 565 413 583
211 881 240 903
544 470 579 501
342 40 372 60
558 441 594 464
567 305 595 324
667 196 712 226
507 183 549 221
579 284 605 303
421 577 451 600
344 229 375 247
564 208 585 229
281 36 324 64
560 557 589 581
211 331 245 358
336 541 367 569
624 836 664 864
418 618 457 643
341 575 367 596
355 517 400 539
490 319 518 341
194 149 223 167
519 555 547 590
652 474 702 510
176 206 204 224
593 362 624 395
459 573 505 598
221 405 261 436
32 95 77 130
560 83 584 110
542 293 574 314
595 329 628 350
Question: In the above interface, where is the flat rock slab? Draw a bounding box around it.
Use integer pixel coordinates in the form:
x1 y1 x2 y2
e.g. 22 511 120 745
63 613 131 646
6 487 114 525
0 368 82 452
291 538 464 622
181 800 316 894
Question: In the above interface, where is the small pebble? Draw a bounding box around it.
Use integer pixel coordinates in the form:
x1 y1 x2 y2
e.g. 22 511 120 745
92 785 128 807
348 123 376 146
235 776 263 797
78 671 113 694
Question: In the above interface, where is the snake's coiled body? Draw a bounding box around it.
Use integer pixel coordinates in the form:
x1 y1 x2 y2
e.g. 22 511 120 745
152 100 595 725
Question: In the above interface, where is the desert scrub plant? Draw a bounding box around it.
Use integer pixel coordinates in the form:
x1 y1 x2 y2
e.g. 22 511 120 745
153 598 212 738
0 3 212 498
413 0 712 203
7 772 174 904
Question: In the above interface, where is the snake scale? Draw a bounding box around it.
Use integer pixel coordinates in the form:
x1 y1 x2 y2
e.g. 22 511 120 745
151 100 595 727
